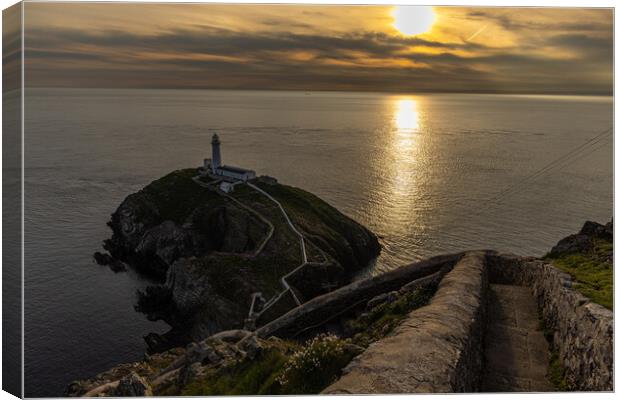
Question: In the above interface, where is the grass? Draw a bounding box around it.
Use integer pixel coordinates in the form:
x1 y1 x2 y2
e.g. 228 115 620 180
538 236 613 390
141 168 224 224
276 334 362 394
538 313 569 391
544 239 613 310
188 252 300 302
181 348 290 396
180 336 359 395
346 286 436 347
175 284 437 395
255 182 350 244
252 181 374 270
548 351 569 391
135 173 306 300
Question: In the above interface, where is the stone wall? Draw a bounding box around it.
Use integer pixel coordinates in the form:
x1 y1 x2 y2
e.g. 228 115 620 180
255 253 463 340
487 252 613 391
322 251 488 394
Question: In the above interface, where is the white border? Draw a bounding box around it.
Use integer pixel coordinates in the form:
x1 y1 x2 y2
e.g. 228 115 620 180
0 1 616 400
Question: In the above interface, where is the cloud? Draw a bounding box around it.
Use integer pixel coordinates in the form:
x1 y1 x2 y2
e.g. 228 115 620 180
23 5 613 94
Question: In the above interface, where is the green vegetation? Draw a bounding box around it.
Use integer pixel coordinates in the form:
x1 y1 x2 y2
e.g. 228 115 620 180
544 239 613 309
257 182 350 236
191 253 298 300
253 181 362 262
178 286 436 396
548 351 569 391
180 335 359 396
182 349 291 396
346 286 436 347
142 168 224 224
276 334 362 394
538 313 569 391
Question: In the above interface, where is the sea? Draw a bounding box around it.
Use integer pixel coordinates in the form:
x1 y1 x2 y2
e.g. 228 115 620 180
23 88 613 396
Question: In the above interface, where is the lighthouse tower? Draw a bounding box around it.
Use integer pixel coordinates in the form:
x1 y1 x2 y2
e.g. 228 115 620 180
211 133 222 169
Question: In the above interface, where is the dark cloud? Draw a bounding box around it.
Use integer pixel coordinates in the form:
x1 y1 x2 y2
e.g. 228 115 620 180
24 21 612 94
465 9 611 32
547 33 613 52
26 26 466 58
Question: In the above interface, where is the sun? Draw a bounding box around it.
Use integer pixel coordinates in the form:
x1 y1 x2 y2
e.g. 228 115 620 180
392 6 436 36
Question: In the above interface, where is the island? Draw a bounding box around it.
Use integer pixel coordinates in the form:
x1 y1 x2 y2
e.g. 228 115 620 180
95 134 381 353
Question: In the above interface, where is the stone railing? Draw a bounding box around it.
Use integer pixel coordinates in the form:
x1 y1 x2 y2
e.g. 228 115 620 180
256 253 463 340
486 252 613 391
323 251 489 393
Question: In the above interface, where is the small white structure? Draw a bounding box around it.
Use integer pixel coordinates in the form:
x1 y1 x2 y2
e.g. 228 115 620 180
219 181 236 193
215 165 256 181
202 133 256 182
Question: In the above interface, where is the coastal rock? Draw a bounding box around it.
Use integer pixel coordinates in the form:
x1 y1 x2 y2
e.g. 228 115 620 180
238 334 264 359
550 220 613 256
99 168 381 350
93 251 114 265
579 220 613 240
113 373 152 397
93 251 127 272
73 221 614 395
255 253 460 340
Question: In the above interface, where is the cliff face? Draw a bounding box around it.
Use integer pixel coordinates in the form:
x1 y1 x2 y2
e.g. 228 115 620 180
102 169 264 279
98 168 380 349
75 219 613 396
549 220 613 259
68 255 453 397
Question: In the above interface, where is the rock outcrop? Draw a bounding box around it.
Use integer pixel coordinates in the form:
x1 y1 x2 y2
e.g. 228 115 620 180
96 168 380 350
114 373 153 397
79 209 612 395
256 253 461 340
65 332 269 397
68 255 456 397
549 220 613 257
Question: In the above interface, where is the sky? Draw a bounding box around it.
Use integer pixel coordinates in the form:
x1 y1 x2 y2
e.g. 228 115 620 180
22 3 613 94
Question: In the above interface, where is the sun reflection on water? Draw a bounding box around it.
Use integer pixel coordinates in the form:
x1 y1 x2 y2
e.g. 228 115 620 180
354 96 429 275
372 97 426 250
393 98 422 154
360 96 428 267
395 98 420 134
392 97 422 166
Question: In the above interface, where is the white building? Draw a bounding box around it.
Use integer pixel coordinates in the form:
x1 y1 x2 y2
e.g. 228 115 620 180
203 133 256 182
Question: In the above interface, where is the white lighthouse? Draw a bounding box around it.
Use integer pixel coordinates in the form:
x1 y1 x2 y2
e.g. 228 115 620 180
211 133 222 169
201 133 256 186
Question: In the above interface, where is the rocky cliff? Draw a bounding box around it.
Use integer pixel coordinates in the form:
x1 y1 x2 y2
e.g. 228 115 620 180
68 255 454 396
74 220 613 396
96 168 380 351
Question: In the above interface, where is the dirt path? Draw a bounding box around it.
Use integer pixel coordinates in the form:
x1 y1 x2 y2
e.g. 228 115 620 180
482 284 554 392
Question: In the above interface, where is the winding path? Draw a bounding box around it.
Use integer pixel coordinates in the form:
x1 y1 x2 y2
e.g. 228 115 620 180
192 176 274 258
245 182 329 310
246 182 310 305
192 175 328 320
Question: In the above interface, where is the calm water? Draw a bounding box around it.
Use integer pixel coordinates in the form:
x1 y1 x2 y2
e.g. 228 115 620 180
24 89 612 396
